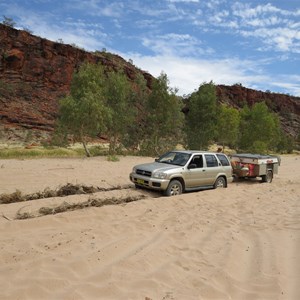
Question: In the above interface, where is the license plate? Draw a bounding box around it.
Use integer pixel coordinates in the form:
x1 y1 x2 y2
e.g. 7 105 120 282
137 178 144 184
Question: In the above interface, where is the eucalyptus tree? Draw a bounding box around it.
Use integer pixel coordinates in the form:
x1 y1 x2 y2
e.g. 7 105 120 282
142 72 184 155
239 102 281 153
216 104 240 151
104 69 134 154
57 63 110 156
185 82 217 150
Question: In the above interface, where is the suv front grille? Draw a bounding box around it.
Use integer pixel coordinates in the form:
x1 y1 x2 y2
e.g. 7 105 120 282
136 169 152 177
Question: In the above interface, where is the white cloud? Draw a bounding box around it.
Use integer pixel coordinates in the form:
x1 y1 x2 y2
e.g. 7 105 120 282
121 53 272 95
239 27 300 53
208 10 229 24
205 2 300 53
245 16 283 27
206 0 225 10
4 3 108 51
168 0 199 2
232 3 280 18
68 0 125 18
142 33 212 57
120 51 300 96
271 79 300 96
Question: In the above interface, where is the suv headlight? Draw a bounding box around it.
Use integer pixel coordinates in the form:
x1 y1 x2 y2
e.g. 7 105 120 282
152 172 167 179
132 167 137 173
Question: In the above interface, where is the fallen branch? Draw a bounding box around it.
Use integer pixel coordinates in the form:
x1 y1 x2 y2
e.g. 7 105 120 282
2 213 13 221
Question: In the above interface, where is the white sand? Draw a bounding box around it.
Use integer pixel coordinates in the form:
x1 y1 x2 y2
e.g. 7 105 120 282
0 155 299 299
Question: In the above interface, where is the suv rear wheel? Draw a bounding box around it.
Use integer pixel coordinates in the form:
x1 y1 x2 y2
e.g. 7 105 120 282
164 180 182 196
214 176 226 188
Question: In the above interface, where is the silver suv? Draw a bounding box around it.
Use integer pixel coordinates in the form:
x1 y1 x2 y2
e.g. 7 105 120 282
130 150 233 196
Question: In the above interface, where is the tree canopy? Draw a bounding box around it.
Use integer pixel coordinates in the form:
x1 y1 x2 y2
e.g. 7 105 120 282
216 104 240 151
238 102 281 153
55 61 293 156
141 72 184 155
56 63 110 156
185 82 217 150
56 65 184 156
102 69 134 154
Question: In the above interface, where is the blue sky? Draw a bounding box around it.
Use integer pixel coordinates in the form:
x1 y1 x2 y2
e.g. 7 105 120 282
1 0 300 96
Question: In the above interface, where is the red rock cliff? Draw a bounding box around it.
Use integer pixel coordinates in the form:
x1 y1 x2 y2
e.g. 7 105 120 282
0 24 153 142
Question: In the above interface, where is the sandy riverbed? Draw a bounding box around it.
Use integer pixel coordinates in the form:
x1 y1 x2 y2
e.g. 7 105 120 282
0 155 299 299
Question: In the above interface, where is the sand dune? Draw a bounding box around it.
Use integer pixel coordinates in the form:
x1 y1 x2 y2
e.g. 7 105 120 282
0 155 299 299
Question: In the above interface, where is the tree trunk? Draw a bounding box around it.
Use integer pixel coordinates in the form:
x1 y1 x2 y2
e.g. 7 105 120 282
82 140 91 157
109 135 118 155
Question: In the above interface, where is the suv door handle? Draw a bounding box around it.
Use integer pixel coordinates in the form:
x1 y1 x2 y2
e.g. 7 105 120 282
202 170 206 172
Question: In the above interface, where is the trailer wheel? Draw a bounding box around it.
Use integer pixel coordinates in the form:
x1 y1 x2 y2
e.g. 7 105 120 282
233 176 240 182
262 170 273 183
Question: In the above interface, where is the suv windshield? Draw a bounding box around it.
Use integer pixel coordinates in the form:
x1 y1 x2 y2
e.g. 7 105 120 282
157 152 191 166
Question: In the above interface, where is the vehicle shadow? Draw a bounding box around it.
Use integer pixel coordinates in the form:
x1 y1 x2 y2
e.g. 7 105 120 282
129 178 269 198
129 184 163 198
232 177 266 185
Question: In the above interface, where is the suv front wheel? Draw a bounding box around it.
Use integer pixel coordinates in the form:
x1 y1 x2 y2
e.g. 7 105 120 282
164 180 182 196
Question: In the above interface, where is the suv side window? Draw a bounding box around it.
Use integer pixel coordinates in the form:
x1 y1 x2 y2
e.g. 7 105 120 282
205 154 218 167
216 154 230 166
190 155 203 168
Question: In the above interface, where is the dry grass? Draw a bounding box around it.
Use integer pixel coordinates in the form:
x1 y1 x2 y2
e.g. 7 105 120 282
0 190 23 204
1 183 145 221
0 147 83 159
0 183 131 204
15 195 146 220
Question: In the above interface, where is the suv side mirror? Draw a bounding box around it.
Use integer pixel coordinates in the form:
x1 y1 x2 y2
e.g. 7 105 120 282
155 158 159 162
188 163 197 169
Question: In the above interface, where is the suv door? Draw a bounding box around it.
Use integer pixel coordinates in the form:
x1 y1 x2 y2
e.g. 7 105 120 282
216 153 232 178
203 154 220 185
185 154 207 188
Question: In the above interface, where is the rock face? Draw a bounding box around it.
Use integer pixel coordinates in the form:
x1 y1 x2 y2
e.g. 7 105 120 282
0 24 153 143
0 24 299 144
216 84 300 138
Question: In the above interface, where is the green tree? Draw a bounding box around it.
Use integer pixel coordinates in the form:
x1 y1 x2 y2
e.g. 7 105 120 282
56 63 110 156
216 104 240 151
104 69 134 154
276 130 294 153
238 102 281 153
122 73 150 152
56 64 185 157
185 82 217 150
142 72 184 155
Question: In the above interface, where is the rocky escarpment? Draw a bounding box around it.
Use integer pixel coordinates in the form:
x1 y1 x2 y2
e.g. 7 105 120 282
0 24 153 143
216 84 300 138
0 24 299 144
